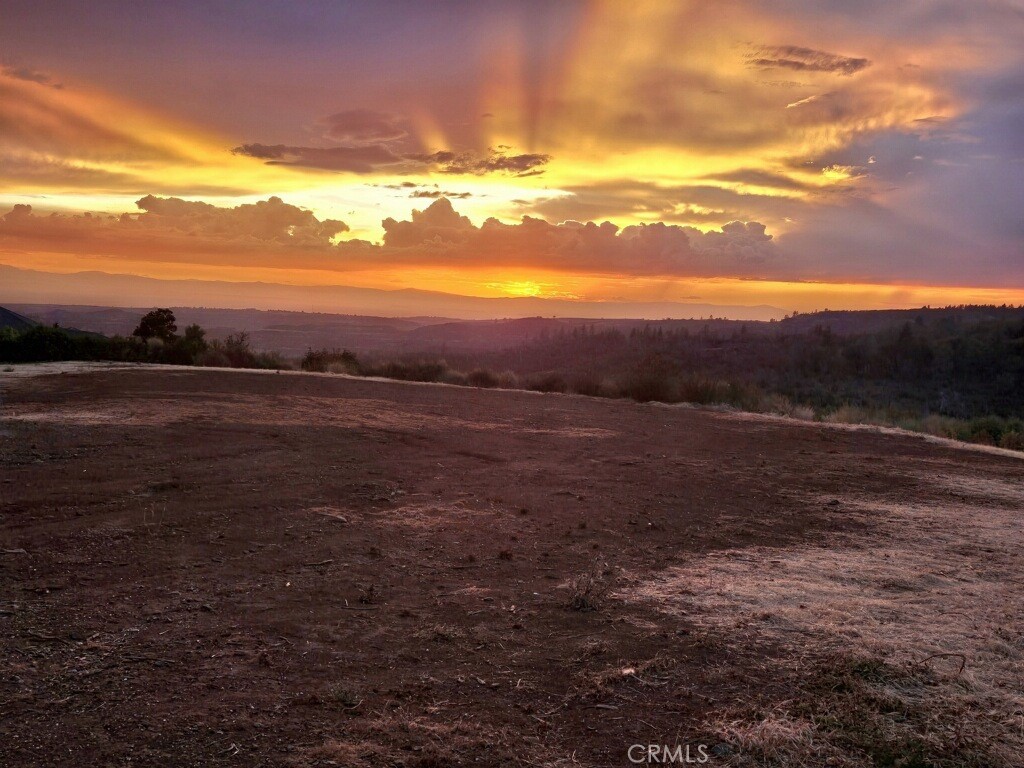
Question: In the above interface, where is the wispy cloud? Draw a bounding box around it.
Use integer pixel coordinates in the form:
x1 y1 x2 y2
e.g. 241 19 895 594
1 64 62 88
233 142 550 177
749 45 870 76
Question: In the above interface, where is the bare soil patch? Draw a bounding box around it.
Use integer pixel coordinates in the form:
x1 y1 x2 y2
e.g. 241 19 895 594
1 366 1020 766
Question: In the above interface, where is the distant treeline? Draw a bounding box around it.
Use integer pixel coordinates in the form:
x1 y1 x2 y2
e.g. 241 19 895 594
3 306 1023 449
0 309 286 370
467 315 1024 418
343 311 1024 449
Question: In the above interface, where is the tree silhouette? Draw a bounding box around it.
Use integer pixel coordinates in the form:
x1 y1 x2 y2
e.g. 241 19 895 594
133 309 178 342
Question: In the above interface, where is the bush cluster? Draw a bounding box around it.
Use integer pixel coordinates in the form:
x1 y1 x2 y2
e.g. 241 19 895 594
6 306 1023 453
301 348 359 373
0 311 286 370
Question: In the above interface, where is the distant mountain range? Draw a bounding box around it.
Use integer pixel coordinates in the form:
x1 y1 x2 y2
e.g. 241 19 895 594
0 264 783 322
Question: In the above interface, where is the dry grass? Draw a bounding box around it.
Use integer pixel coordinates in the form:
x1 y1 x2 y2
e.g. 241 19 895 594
707 654 1007 767
579 654 678 696
715 711 849 767
567 564 617 612
625 467 1024 765
379 501 495 532
292 707 562 768
326 682 363 709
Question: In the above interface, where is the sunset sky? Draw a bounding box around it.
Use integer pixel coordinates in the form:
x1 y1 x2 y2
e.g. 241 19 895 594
2 1 1023 316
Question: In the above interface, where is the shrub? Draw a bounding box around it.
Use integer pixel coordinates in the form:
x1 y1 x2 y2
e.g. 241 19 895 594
1000 431 1024 450
621 370 680 403
571 374 603 397
222 332 254 367
0 325 75 362
251 351 289 370
364 360 449 382
466 368 499 388
198 349 231 367
677 377 722 405
0 313 294 371
160 324 208 365
302 348 358 373
528 373 568 393
568 565 614 612
440 369 468 386
756 393 813 419
327 683 362 709
964 415 1006 445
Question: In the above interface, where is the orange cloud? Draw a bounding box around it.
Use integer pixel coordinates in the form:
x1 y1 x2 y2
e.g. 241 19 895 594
0 67 305 197
0 195 776 279
2 0 1021 301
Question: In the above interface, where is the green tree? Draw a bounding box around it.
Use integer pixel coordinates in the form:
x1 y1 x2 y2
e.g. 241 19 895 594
133 308 178 342
163 323 208 365
180 324 207 356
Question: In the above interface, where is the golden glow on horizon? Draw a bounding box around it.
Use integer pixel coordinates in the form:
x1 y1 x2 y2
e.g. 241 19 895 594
0 3 956 229
487 280 543 297
5 245 1023 315
0 2 1016 316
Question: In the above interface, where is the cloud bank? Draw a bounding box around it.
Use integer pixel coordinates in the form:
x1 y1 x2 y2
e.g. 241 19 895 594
2 0 1023 293
0 196 776 278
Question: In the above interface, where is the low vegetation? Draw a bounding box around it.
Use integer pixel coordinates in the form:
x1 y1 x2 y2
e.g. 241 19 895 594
300 347 359 373
567 564 616 612
4 358 1021 765
0 309 286 370
342 309 1024 450
3 305 1023 450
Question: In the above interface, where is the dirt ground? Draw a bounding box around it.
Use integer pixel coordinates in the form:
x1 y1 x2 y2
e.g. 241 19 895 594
1 365 1021 767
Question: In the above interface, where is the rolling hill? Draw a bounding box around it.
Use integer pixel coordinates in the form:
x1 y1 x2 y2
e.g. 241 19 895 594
0 306 38 333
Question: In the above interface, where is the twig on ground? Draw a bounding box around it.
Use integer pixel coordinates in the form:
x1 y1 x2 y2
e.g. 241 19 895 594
917 652 967 674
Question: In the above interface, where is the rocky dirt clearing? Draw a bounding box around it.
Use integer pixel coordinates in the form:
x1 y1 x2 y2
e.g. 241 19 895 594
1 365 1021 767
